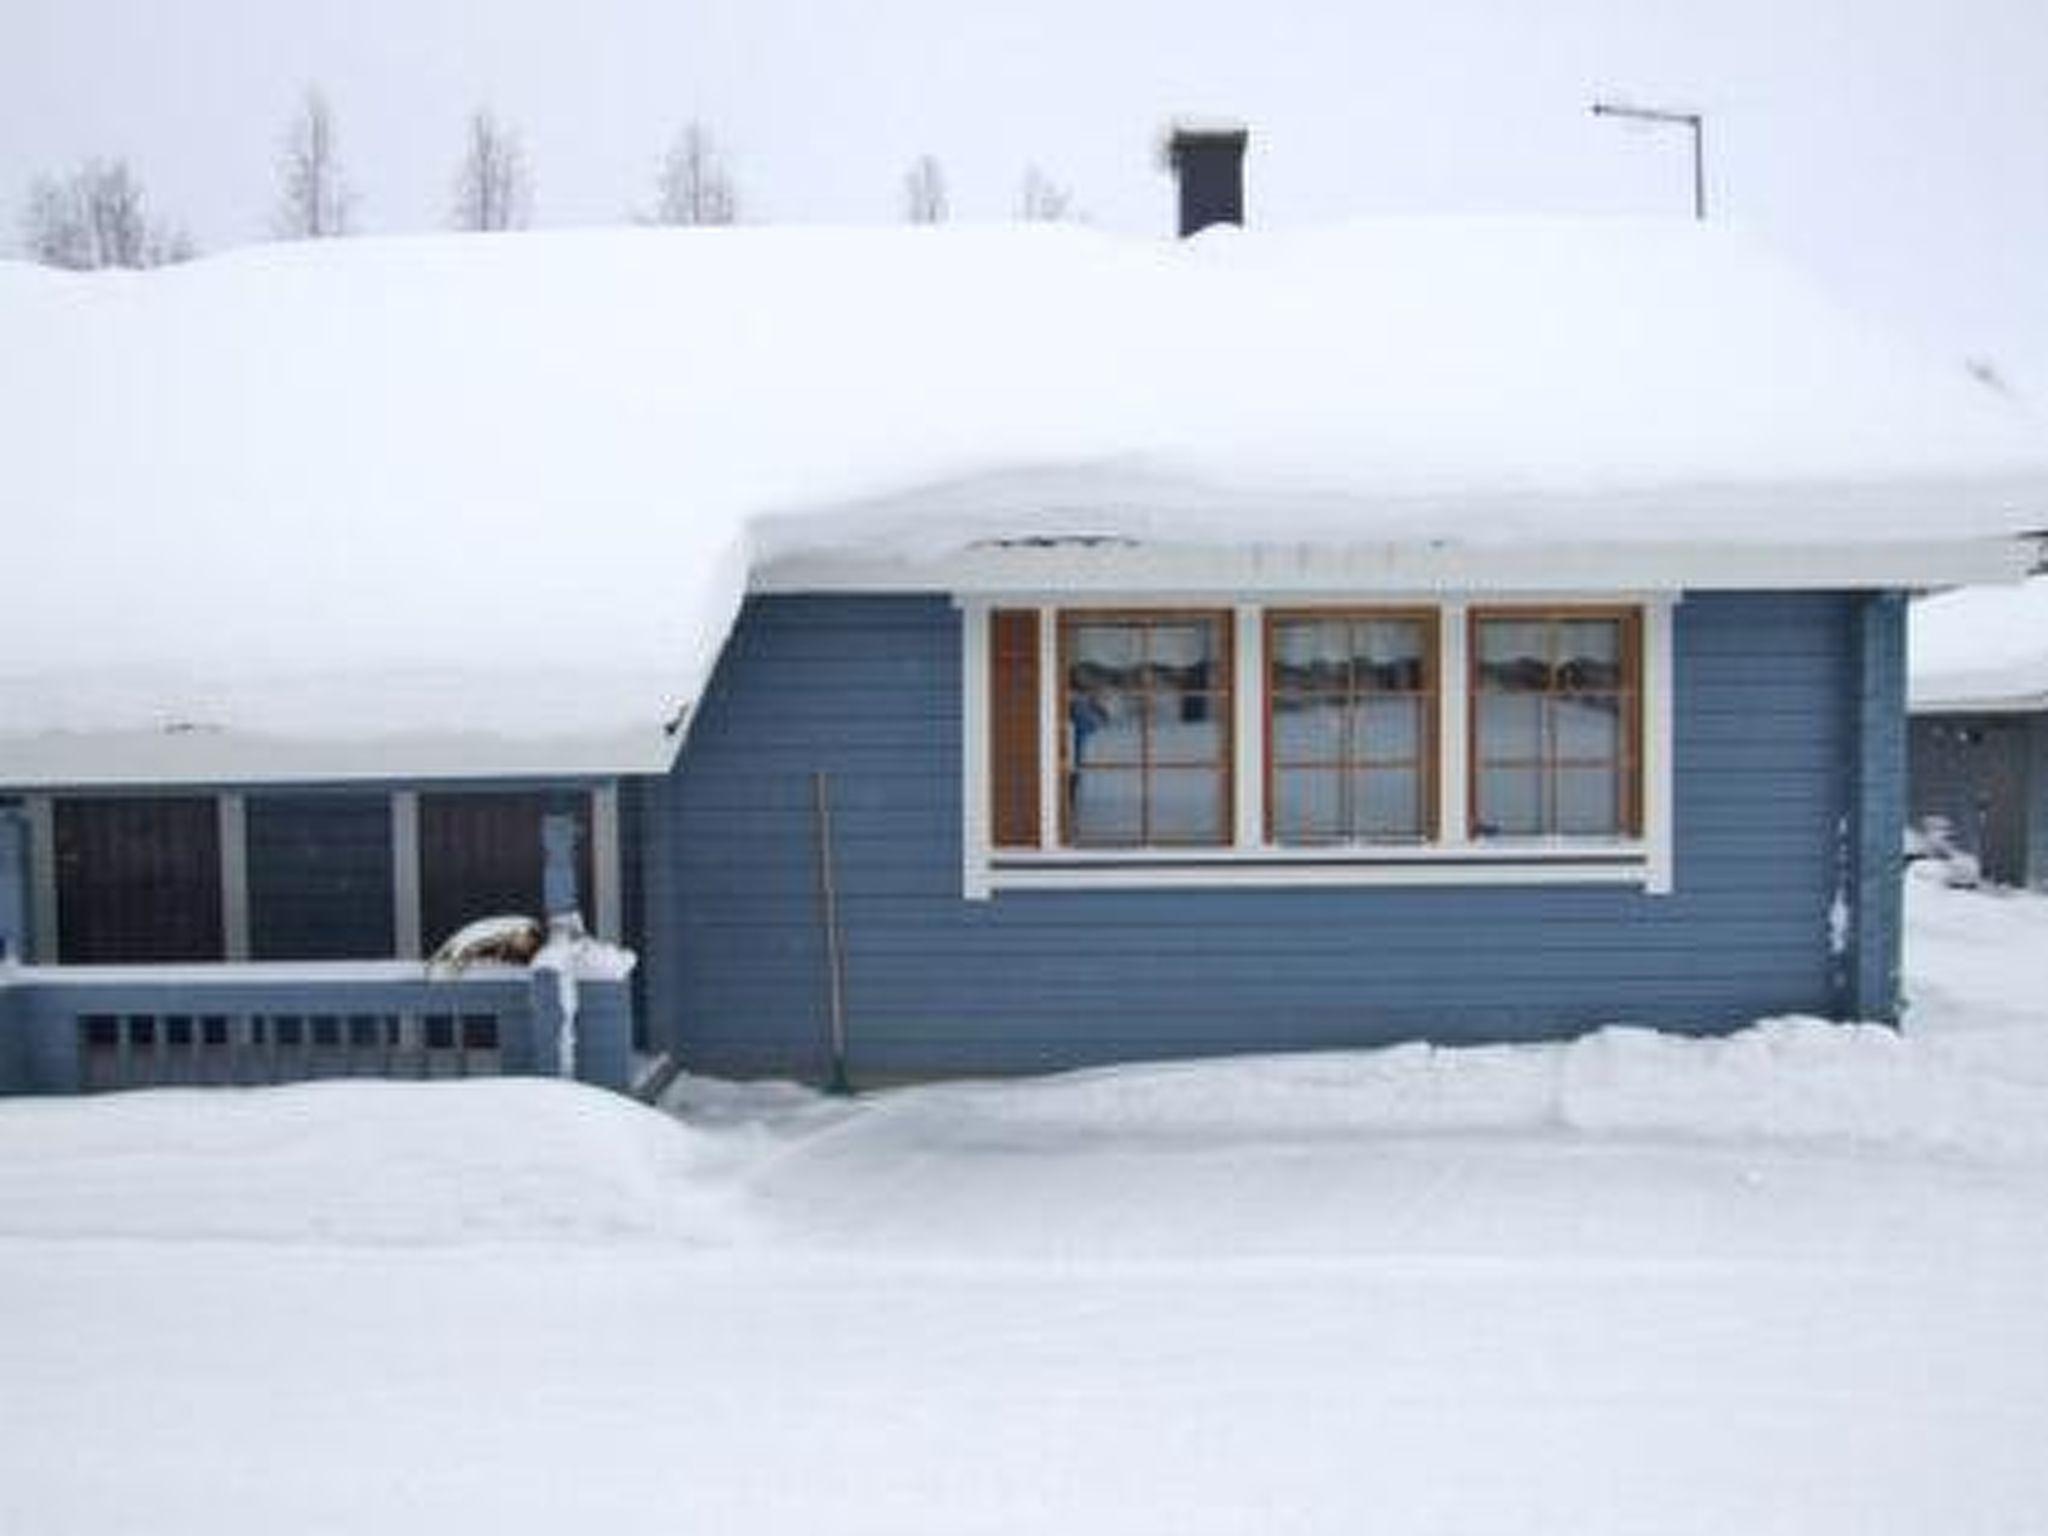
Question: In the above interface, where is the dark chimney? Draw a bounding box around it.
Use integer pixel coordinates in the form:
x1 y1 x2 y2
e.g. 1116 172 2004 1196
1165 121 1248 237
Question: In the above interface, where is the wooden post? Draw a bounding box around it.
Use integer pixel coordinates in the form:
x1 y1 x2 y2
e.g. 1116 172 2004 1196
812 771 852 1094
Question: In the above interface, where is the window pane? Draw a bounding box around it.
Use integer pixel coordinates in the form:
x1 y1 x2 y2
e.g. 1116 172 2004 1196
1272 694 1344 763
1475 766 1542 837
1558 620 1623 691
1069 622 1143 679
1551 696 1621 761
1476 620 1551 691
1146 691 1226 764
1069 768 1144 845
1354 695 1422 764
1071 690 1141 766
1353 769 1423 839
1147 768 1226 843
1272 619 1351 690
1476 693 1542 763
1556 767 1621 835
1356 620 1425 690
1273 769 1344 843
1146 622 1220 691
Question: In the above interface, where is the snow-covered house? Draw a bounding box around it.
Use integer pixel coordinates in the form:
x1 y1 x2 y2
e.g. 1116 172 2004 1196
1 129 2043 1091
1909 577 2048 888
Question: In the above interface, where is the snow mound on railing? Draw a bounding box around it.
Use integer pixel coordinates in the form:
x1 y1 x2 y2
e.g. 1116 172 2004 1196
0 1078 734 1245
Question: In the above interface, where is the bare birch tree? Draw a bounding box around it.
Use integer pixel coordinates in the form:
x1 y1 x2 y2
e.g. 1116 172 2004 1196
902 154 948 223
273 87 354 238
643 122 738 226
20 159 194 269
1017 165 1075 222
450 110 532 232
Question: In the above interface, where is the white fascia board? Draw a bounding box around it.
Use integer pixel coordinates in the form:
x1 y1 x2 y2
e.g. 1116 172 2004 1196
1908 692 2048 716
0 727 678 791
754 535 2038 596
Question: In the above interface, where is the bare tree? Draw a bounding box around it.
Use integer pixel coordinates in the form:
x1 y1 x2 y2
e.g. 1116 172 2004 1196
1017 165 1075 222
273 87 354 238
902 154 948 224
643 122 738 226
450 109 532 232
20 159 194 269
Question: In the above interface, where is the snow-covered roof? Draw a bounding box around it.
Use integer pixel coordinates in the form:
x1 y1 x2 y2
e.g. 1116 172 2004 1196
3 216 2045 785
1911 576 2048 713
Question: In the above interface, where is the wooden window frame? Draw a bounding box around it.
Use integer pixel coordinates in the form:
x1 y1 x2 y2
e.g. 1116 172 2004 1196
1263 608 1441 845
1467 605 1644 840
1056 608 1236 849
963 596 1670 897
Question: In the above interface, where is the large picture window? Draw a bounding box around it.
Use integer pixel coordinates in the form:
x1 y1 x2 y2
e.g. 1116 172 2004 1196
1060 612 1233 846
1471 609 1641 838
1267 611 1436 844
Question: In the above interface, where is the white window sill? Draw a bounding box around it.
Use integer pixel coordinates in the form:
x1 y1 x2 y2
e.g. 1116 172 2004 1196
970 840 1659 895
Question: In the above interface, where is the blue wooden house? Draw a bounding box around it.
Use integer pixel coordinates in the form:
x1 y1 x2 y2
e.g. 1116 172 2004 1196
1 128 2042 1092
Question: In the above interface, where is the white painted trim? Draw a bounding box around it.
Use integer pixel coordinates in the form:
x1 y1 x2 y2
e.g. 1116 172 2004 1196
1437 602 1470 845
987 859 1650 892
957 598 992 900
25 795 57 964
591 782 623 941
755 535 2034 597
391 791 422 960
1035 604 1061 853
957 593 1677 896
219 793 249 960
1642 599 1678 895
1232 604 1262 848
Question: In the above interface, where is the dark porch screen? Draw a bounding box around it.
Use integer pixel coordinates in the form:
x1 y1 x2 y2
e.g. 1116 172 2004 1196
247 793 395 960
55 796 224 963
418 791 592 954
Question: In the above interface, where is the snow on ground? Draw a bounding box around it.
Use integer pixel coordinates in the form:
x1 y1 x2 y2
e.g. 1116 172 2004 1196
3 881 2047 1534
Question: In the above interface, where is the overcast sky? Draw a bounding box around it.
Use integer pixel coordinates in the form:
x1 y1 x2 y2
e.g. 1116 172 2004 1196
6 0 2047 388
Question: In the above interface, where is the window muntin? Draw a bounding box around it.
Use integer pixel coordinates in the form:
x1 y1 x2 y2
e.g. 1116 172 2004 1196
1471 610 1640 839
1267 612 1436 844
1060 612 1233 847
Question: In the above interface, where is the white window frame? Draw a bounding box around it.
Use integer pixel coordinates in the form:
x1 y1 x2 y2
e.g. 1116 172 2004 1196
959 593 1676 898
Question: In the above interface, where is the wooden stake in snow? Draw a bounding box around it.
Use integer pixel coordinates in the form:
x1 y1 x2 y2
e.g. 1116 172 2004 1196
813 771 853 1094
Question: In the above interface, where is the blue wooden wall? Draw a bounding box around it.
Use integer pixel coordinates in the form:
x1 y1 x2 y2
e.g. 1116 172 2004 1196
642 590 1903 1082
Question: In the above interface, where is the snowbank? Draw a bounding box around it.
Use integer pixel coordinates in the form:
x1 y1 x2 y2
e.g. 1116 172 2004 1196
0 1077 725 1244
3 217 2044 779
1911 573 2048 710
674 1013 2048 1167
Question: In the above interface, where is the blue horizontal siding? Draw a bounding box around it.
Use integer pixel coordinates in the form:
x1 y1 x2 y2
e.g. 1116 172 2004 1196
644 591 1877 1081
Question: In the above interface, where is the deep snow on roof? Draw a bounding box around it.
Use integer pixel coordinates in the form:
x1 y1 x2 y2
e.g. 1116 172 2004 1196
3 216 2046 779
1911 576 2048 711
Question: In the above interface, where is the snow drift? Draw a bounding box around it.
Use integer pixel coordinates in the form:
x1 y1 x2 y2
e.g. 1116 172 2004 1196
3 218 2045 779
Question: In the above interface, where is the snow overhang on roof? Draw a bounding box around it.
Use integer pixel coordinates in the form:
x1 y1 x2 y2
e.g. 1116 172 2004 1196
2 217 2046 786
1910 574 2048 715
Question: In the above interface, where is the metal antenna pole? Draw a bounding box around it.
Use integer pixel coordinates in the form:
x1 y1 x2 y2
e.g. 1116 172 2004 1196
1591 101 1707 221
